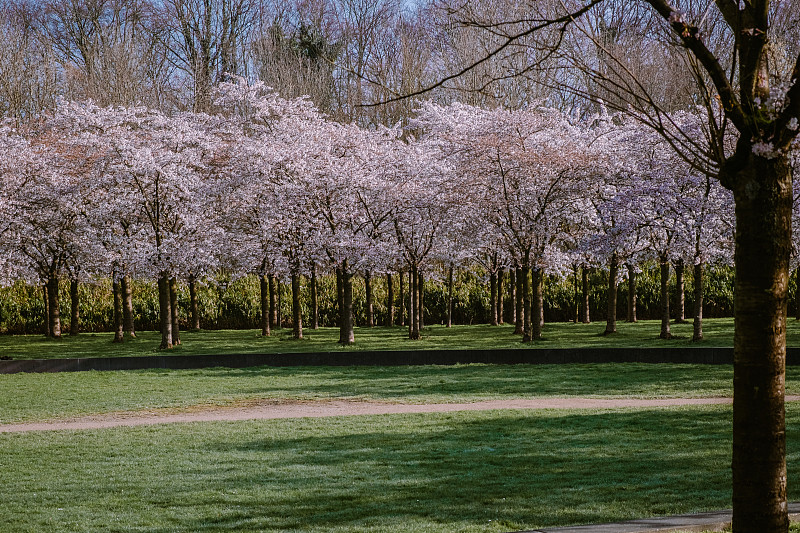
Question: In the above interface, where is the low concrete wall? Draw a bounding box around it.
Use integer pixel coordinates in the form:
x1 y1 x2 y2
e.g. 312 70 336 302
1 346 791 374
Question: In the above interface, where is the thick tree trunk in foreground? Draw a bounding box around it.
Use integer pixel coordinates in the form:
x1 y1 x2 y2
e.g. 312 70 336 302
311 264 319 330
386 272 395 327
112 274 123 343
674 259 686 323
47 277 61 339
490 270 498 326
42 284 50 337
531 267 543 341
693 261 704 342
157 273 173 349
409 265 420 340
122 274 135 337
339 264 354 345
291 272 303 340
497 269 504 324
169 277 180 345
260 274 270 337
446 264 454 328
730 155 791 533
659 257 671 340
188 276 200 331
582 265 591 324
604 255 618 335
69 278 80 336
521 265 532 342
514 267 524 335
365 271 373 328
627 264 637 323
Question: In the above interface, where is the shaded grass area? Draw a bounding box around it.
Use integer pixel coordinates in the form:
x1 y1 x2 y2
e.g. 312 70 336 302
2 405 800 532
0 319 755 361
6 363 800 423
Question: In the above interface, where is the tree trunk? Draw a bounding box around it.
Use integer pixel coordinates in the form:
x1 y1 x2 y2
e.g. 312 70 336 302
260 274 270 337
339 263 354 345
336 267 343 330
365 270 373 328
497 268 504 325
399 270 405 327
275 277 282 329
169 277 180 345
659 257 671 339
291 272 303 340
446 264 454 328
157 273 172 349
604 255 618 335
409 264 420 340
311 263 319 329
418 271 425 331
112 274 123 343
514 267 524 335
573 265 579 323
122 274 135 337
509 269 517 326
42 283 50 337
730 155 790 532
627 264 637 323
692 261 704 342
675 258 686 323
521 265 532 342
582 265 591 324
386 272 395 327
189 275 200 331
795 268 800 321
69 278 80 336
531 267 543 340
489 270 497 325
269 275 278 331
47 276 61 339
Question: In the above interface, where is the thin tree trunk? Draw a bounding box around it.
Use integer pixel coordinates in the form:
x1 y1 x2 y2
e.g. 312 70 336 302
604 255 618 335
112 274 123 343
446 264 454 328
521 265 532 342
386 273 395 327
514 267 524 335
311 263 319 329
47 276 61 339
291 272 303 340
627 264 637 323
42 283 50 337
69 278 79 336
490 270 498 326
365 270 373 328
275 278 282 329
269 274 278 331
169 277 180 345
531 267 543 340
122 274 135 337
399 270 405 327
260 274 270 337
158 273 172 349
692 261 704 342
573 265 579 323
674 258 686 323
509 269 517 326
497 268 504 325
409 265 420 340
659 257 671 339
336 267 343 330
582 265 591 324
188 275 200 331
795 268 800 321
418 271 425 331
339 263 354 345
730 155 790 532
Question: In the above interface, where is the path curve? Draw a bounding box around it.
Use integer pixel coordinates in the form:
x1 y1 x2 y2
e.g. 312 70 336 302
6 396 800 433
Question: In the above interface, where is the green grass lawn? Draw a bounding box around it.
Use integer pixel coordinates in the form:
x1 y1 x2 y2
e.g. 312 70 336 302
0 318 772 361
2 405 799 532
5 362 800 424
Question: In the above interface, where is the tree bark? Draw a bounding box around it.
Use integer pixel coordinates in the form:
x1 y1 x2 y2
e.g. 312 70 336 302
169 277 180 345
497 268 504 325
604 255 618 335
269 274 278 331
521 265 532 342
674 258 686 323
339 263 354 345
627 264 637 323
514 267 524 335
386 272 395 327
260 274 270 337
795 268 800 321
418 271 424 331
188 275 200 331
582 265 591 324
157 273 172 349
122 274 135 337
311 263 319 329
112 274 123 343
42 283 50 337
291 272 303 340
659 257 671 339
399 270 405 327
47 276 61 339
365 270 373 327
446 264 454 328
275 277 282 329
692 261 704 342
531 267 543 340
572 265 580 323
490 270 498 326
336 267 343 330
409 264 420 340
509 269 517 326
730 155 791 532
69 278 80 336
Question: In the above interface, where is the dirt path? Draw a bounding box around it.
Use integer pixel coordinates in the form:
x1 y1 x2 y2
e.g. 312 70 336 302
6 396 799 434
